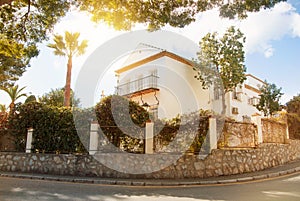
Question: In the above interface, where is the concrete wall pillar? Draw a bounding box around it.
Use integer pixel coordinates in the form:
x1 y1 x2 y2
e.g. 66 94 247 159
145 121 154 154
286 124 290 142
26 128 33 153
209 117 217 152
89 121 99 155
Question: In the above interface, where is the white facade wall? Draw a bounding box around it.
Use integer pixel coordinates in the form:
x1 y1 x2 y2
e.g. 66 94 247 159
226 75 263 121
117 53 264 122
117 56 211 119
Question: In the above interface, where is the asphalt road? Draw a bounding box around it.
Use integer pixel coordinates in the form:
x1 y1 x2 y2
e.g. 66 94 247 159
1 173 300 201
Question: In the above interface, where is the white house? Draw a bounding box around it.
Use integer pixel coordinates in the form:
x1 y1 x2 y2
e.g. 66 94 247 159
225 74 265 121
115 46 263 122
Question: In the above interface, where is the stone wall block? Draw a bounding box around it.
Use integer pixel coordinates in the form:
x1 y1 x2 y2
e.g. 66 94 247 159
0 139 300 179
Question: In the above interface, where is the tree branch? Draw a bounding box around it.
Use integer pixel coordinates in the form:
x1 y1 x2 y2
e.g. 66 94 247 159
21 0 31 41
0 0 13 6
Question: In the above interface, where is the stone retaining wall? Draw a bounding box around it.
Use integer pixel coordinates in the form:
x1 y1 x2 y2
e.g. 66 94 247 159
1 140 300 179
218 121 258 148
262 118 287 143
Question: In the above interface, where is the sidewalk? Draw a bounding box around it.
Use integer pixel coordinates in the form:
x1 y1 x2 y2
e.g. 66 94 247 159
1 159 300 186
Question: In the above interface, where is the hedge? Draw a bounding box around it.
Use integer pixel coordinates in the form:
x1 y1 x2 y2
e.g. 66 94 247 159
95 95 149 153
2 95 210 155
6 102 92 153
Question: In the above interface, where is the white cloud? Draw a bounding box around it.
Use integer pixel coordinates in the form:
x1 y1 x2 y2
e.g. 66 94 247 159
50 2 300 62
168 2 300 59
264 46 275 58
166 8 238 47
239 2 298 57
291 13 300 36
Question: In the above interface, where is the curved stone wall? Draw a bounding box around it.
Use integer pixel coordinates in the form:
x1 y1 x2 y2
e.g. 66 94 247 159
1 140 300 179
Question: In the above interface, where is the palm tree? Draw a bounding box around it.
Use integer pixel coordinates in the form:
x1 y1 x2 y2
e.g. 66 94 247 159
1 85 27 113
47 31 88 107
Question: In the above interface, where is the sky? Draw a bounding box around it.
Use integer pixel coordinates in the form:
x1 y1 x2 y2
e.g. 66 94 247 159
1 0 300 106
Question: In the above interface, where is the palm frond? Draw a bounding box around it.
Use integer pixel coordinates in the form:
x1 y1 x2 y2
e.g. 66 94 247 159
0 104 7 112
47 34 67 56
76 40 88 56
1 85 27 103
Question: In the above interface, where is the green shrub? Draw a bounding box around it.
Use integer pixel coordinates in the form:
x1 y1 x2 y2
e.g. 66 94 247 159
7 102 89 153
95 95 149 153
153 112 209 154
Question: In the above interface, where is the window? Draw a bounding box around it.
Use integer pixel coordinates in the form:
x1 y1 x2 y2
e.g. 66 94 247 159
248 97 260 106
232 107 239 114
232 89 238 100
232 88 242 101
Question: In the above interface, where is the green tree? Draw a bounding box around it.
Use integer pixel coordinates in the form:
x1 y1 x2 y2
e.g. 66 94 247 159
194 26 246 116
47 32 88 107
287 94 300 114
286 94 300 139
77 0 285 30
0 85 27 113
0 1 285 85
39 87 80 107
0 34 39 88
194 26 246 93
0 0 72 87
24 94 37 103
256 81 283 116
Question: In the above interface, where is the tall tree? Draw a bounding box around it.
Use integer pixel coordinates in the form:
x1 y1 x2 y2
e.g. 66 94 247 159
0 34 38 88
194 26 246 93
0 1 285 85
0 0 72 87
77 0 286 30
0 1 285 87
193 26 246 116
256 81 283 116
39 87 80 107
1 85 27 113
47 32 88 107
286 94 300 139
287 94 300 115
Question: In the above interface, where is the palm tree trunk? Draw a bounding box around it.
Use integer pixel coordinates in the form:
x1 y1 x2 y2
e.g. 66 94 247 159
9 102 14 115
64 56 72 107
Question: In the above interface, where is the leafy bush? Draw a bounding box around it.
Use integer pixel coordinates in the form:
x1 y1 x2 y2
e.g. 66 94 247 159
0 111 12 151
0 112 8 130
4 94 210 155
153 112 210 154
38 87 80 107
287 95 300 139
7 102 89 153
95 95 149 153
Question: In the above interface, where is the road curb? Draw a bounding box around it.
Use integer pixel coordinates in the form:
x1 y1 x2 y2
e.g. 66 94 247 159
1 166 300 186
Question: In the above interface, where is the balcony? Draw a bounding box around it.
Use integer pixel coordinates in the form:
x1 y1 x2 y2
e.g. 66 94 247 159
116 74 159 97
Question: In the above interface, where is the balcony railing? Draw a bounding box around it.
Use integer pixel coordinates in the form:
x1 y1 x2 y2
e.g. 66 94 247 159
116 74 159 97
